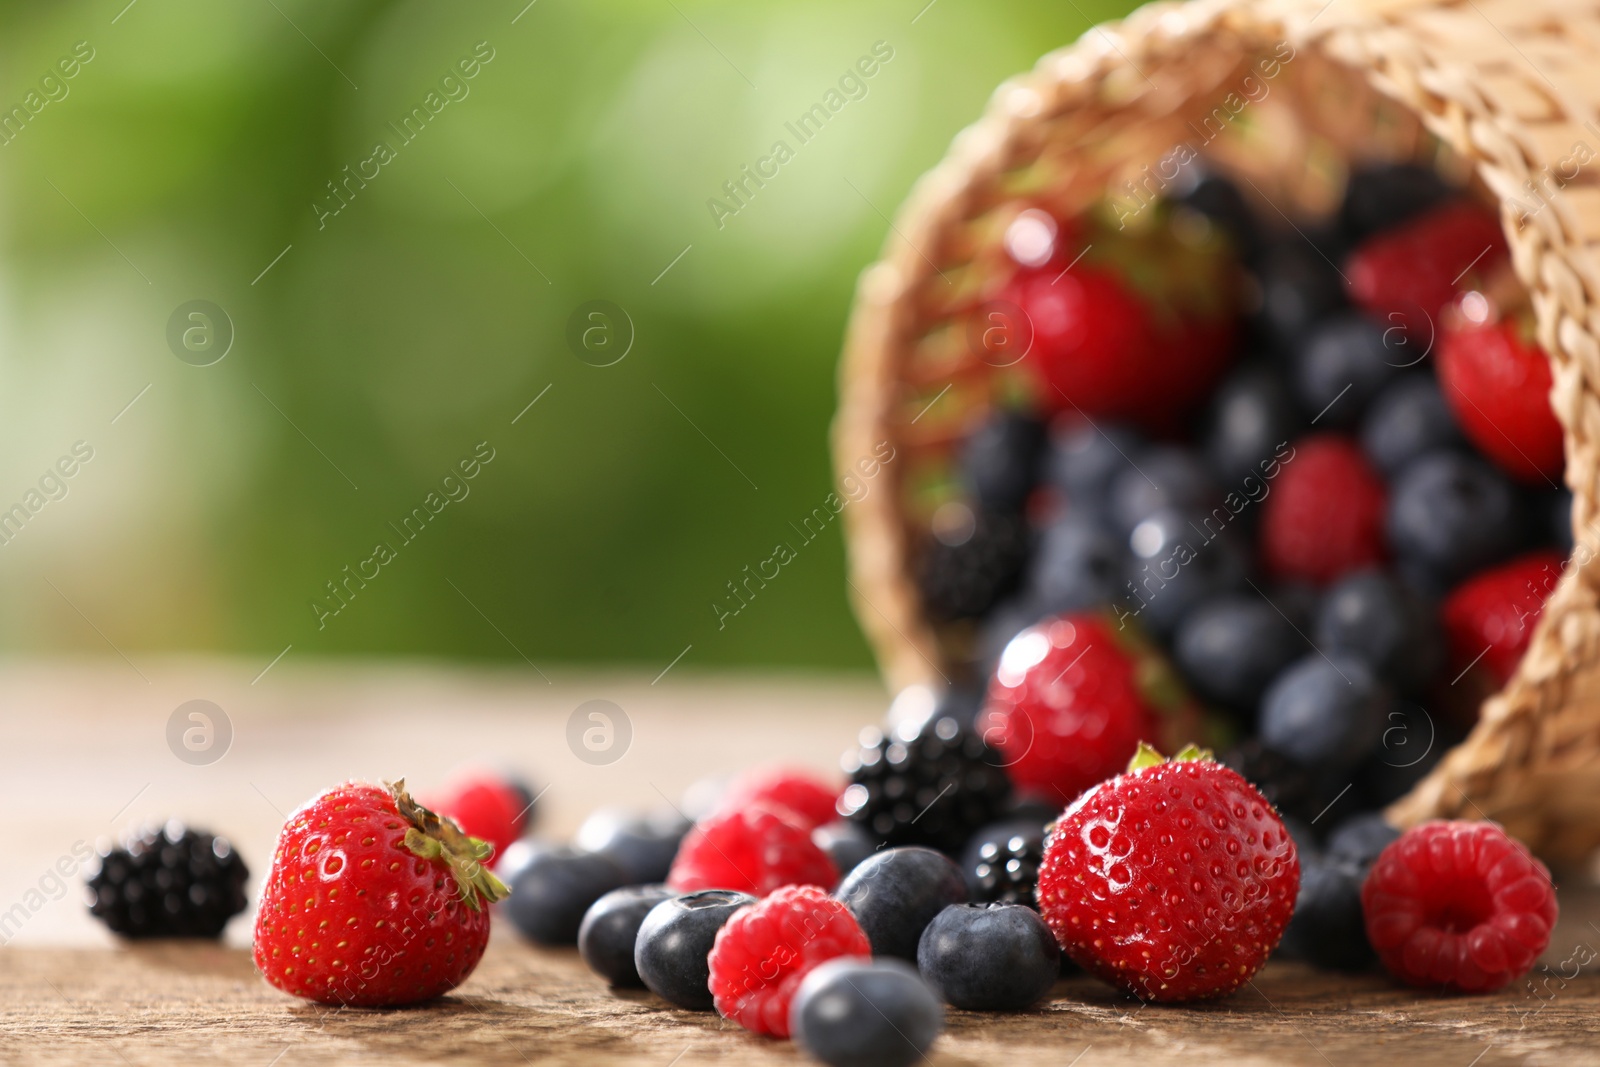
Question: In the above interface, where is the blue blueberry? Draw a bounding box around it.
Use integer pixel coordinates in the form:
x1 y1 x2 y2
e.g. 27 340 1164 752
1028 512 1126 614
1108 447 1217 534
836 846 967 963
961 409 1047 514
791 958 944 1067
574 808 690 885
1313 570 1441 695
1278 857 1374 970
1360 375 1462 476
813 820 880 880
1325 812 1400 869
504 848 628 945
495 838 559 887
1293 314 1405 428
1121 507 1249 636
1174 594 1305 713
577 884 674 988
1259 654 1388 770
1203 363 1304 485
1387 451 1523 585
1044 420 1145 507
1280 814 1320 864
918 902 1060 1010
1339 162 1450 243
1251 239 1347 349
633 889 755 1010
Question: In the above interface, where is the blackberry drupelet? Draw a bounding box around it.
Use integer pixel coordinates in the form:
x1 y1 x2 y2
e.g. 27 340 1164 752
86 822 249 939
839 715 1012 854
967 825 1045 908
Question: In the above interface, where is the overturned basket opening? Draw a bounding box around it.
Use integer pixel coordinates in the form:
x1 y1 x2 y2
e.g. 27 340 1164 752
834 0 1600 863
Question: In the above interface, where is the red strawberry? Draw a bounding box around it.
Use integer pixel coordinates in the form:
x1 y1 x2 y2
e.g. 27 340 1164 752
1437 296 1563 483
1441 550 1564 687
424 772 533 867
1001 206 1238 428
1362 820 1556 993
667 803 837 897
1036 745 1299 1002
718 766 840 831
1005 265 1160 415
1347 199 1507 341
1259 434 1387 584
253 779 509 1007
979 613 1190 804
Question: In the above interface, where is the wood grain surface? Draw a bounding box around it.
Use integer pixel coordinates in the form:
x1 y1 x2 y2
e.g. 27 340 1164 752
6 931 1600 1067
3 661 1599 1065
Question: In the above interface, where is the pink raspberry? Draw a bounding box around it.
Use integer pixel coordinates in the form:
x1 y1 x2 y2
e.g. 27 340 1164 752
707 884 871 1036
1362 820 1557 993
719 765 841 831
667 804 838 897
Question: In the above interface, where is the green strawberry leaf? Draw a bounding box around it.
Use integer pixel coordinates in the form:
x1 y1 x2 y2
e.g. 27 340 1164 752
1127 742 1167 772
1126 741 1215 773
389 778 511 912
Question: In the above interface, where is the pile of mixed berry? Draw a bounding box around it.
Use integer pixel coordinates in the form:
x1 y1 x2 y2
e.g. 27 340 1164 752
79 164 1571 1064
87 757 1557 1063
899 163 1574 974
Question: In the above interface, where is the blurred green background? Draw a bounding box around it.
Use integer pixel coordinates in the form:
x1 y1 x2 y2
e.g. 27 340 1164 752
0 0 1126 671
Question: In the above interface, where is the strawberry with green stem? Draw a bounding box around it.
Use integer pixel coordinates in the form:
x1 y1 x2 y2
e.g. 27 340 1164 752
253 779 509 1007
1001 204 1240 428
1036 744 1299 1002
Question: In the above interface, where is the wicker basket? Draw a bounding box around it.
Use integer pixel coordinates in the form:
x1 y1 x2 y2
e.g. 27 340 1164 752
834 0 1600 863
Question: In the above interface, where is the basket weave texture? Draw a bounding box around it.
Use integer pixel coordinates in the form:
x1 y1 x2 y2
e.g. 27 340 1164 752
834 0 1600 862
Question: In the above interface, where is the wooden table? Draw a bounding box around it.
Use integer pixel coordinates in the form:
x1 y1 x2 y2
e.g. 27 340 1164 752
4 661 1598 1065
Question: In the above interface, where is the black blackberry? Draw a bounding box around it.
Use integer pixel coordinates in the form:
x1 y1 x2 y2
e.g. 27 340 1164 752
1325 812 1401 870
86 822 249 939
963 821 1046 908
1220 738 1343 825
839 714 1012 854
915 508 1030 622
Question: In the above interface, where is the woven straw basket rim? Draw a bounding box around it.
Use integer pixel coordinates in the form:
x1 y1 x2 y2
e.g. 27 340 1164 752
834 0 1600 862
